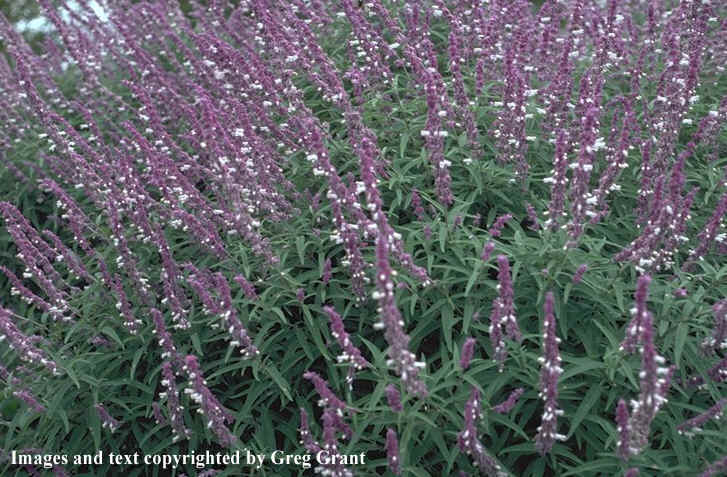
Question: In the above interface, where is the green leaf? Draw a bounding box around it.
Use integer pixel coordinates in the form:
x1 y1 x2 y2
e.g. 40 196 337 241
674 322 688 369
567 385 601 439
295 236 306 265
265 364 293 404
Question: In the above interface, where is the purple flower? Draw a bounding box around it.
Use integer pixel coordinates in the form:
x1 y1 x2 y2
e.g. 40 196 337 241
299 408 352 477
324 306 370 380
212 273 258 358
676 398 727 436
535 292 564 455
686 184 727 267
160 361 191 442
624 469 640 477
572 264 588 284
495 255 520 344
411 189 427 221
370 217 428 396
423 225 432 241
187 270 258 358
322 257 333 284
386 384 403 413
492 388 524 414
703 300 727 353
233 275 258 300
460 337 476 370
489 298 507 372
386 428 401 475
616 399 631 461
94 404 120 433
488 214 512 238
480 241 495 263
299 408 322 455
545 130 570 230
621 275 652 354
0 307 60 375
620 310 674 458
151 308 181 369
182 355 236 447
13 389 46 413
303 371 348 414
457 388 504 476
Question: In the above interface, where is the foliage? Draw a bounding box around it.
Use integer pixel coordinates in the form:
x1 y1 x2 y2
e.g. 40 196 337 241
0 1 726 477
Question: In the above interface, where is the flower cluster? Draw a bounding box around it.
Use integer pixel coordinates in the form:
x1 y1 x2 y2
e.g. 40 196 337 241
456 388 506 477
616 309 674 459
489 255 521 371
492 388 524 415
459 337 476 370
385 428 401 476
703 299 727 353
186 267 258 358
676 398 727 437
181 355 236 447
620 275 652 355
0 307 59 376
535 292 565 454
324 306 370 383
300 371 353 477
385 384 403 413
94 404 119 433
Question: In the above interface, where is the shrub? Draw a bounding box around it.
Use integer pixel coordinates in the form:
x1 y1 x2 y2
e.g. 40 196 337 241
0 1 726 476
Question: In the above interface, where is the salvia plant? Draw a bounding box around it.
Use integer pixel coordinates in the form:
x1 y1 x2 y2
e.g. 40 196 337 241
0 0 725 476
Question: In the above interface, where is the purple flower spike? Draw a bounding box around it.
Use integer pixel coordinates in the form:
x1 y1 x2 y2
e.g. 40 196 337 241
492 388 524 414
303 371 348 413
621 275 652 354
386 428 401 475
488 214 513 238
572 264 588 284
620 309 674 459
616 399 631 461
299 408 320 455
299 407 350 476
151 308 181 369
0 307 60 376
489 299 507 371
497 256 520 341
481 241 495 263
161 361 191 442
489 255 521 363
460 337 476 370
535 292 564 455
676 398 727 436
182 355 236 447
95 404 120 433
233 275 258 300
13 389 46 413
703 300 727 353
386 384 403 413
624 469 639 477
325 306 370 380
321 258 333 284
457 388 505 476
